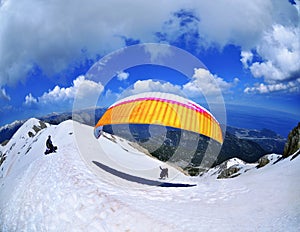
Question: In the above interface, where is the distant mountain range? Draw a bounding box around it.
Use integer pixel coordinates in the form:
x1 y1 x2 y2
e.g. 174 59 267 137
0 120 25 145
0 108 107 145
226 126 286 154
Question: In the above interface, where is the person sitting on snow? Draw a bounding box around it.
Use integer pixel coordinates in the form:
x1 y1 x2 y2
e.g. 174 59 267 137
45 135 57 154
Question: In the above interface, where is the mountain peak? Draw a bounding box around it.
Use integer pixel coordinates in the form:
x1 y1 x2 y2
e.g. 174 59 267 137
7 118 48 143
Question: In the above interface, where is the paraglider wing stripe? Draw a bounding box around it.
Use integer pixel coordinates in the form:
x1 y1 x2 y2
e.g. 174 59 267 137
193 111 200 131
175 103 183 128
136 102 145 122
143 100 152 122
148 99 158 124
159 101 168 123
170 103 178 126
118 103 127 120
182 107 189 131
164 103 171 124
205 114 209 137
185 107 192 131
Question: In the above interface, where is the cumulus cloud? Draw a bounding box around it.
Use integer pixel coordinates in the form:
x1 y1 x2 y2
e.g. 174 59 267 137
24 93 37 106
118 68 237 101
24 76 104 108
183 68 238 97
242 23 300 93
250 25 299 82
117 71 129 81
120 79 182 98
240 51 253 69
0 0 181 87
1 0 298 88
244 79 300 94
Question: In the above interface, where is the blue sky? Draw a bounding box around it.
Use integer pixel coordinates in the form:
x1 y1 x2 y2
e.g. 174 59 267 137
0 0 299 132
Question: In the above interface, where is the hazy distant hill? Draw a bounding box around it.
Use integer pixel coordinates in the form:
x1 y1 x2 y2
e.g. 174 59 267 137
0 120 25 145
0 108 107 145
226 126 286 154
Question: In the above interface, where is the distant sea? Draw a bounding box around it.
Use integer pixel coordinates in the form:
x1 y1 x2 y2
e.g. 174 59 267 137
225 104 299 137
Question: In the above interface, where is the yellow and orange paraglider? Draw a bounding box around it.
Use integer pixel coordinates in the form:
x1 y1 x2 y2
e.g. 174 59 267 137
95 92 223 144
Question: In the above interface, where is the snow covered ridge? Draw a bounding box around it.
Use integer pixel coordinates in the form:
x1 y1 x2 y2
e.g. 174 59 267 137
0 120 25 145
1 118 300 231
0 119 24 131
202 154 282 179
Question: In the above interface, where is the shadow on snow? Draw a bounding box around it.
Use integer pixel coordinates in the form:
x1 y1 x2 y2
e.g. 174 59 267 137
92 161 196 188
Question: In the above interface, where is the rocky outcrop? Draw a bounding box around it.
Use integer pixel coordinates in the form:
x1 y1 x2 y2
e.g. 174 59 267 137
283 122 300 158
217 165 241 179
256 155 270 168
27 121 48 138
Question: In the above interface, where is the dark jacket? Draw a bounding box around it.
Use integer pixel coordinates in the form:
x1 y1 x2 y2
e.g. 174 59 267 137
46 137 53 149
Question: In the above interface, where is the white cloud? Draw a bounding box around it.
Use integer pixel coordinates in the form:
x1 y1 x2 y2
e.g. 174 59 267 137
0 0 298 97
0 88 10 101
120 79 182 98
242 23 300 93
249 25 300 82
118 68 237 101
24 93 37 106
249 61 283 81
240 51 253 69
158 0 297 50
117 71 129 81
183 68 237 97
24 76 104 108
244 78 300 94
0 0 182 87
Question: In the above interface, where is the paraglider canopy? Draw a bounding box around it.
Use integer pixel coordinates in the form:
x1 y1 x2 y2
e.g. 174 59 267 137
95 92 223 144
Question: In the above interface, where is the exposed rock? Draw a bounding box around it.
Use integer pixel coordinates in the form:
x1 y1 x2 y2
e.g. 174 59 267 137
32 121 48 134
0 151 6 167
283 122 300 158
217 165 241 179
256 155 270 168
27 120 48 138
1 140 9 146
28 131 34 137
32 125 41 134
38 121 47 129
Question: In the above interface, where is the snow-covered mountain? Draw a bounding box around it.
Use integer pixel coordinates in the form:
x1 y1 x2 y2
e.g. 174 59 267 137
202 154 281 179
1 119 300 231
0 120 25 145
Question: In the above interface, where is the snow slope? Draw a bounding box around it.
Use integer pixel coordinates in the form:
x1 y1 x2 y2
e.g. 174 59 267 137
1 119 300 231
